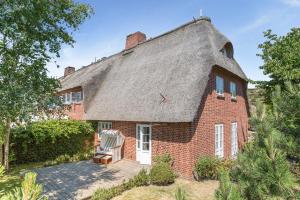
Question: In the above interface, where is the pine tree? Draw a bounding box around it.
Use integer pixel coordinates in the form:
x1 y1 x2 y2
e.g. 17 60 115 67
235 101 296 199
1 172 46 200
215 170 242 200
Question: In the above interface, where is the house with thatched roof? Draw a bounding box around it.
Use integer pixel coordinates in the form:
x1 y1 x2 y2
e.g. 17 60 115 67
58 17 250 178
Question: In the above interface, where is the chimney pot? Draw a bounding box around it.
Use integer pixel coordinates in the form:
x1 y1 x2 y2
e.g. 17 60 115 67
125 31 146 50
64 66 75 77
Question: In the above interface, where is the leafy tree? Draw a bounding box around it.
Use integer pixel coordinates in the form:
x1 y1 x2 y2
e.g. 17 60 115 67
215 170 242 200
0 0 93 170
256 28 300 102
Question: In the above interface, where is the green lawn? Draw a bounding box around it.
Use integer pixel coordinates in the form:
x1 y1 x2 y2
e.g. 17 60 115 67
0 162 45 197
113 178 219 200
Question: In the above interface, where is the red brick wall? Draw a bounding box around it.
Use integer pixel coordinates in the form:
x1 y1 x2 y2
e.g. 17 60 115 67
78 66 249 178
64 103 84 120
110 66 249 178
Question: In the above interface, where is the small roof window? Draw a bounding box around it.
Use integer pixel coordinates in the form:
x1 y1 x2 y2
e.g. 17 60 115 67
220 43 233 59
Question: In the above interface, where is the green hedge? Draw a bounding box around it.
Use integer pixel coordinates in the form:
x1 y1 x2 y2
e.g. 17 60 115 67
11 120 94 163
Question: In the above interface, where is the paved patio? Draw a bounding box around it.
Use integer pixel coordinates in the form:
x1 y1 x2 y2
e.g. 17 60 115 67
34 159 148 200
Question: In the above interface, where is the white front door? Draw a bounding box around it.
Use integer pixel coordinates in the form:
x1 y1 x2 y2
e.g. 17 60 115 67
136 124 151 165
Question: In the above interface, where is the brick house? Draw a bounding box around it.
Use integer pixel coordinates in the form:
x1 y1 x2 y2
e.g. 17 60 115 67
58 17 249 178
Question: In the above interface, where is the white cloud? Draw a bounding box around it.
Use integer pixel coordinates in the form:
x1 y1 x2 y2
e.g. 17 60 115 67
281 0 300 6
237 15 271 34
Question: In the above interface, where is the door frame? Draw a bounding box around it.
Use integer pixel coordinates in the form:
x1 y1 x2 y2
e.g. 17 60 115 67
136 124 152 164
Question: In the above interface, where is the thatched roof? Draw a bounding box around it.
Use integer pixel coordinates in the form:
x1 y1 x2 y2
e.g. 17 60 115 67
60 17 247 122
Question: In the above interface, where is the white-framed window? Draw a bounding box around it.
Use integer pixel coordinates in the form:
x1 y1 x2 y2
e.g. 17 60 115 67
98 122 112 137
215 124 224 158
61 91 83 104
230 82 237 99
216 76 224 96
72 91 83 102
231 122 238 158
65 93 71 104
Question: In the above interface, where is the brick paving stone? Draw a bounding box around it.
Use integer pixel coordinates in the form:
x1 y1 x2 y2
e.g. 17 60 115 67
34 160 149 200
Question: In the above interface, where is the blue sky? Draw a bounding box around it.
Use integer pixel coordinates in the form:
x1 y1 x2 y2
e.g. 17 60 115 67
47 0 300 87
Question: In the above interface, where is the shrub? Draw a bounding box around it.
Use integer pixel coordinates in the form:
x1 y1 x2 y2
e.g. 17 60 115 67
131 168 149 187
153 153 172 165
194 156 220 180
11 120 94 163
215 170 242 200
2 172 47 200
92 169 149 200
175 187 187 200
194 156 235 180
43 149 94 167
150 162 176 186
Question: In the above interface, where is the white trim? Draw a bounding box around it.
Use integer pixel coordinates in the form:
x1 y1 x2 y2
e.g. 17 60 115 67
136 124 152 165
215 123 224 158
230 81 237 99
231 122 238 158
216 75 224 96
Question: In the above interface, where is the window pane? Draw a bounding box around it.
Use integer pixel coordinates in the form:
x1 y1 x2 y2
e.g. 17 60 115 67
230 82 237 97
216 76 224 95
143 143 149 151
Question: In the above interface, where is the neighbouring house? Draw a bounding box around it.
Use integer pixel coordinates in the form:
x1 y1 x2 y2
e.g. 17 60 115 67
58 17 250 178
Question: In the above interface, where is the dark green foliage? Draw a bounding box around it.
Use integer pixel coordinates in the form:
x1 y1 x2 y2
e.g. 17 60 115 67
215 170 242 200
271 83 300 161
92 169 150 200
234 102 296 199
175 187 187 200
149 154 175 186
256 28 300 102
11 120 94 163
0 0 93 170
194 156 235 180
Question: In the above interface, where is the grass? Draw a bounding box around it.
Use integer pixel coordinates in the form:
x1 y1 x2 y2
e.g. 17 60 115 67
0 162 46 197
112 178 219 200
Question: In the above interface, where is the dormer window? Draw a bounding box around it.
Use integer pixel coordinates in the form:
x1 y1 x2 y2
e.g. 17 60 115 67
72 91 83 102
221 43 233 59
61 91 83 104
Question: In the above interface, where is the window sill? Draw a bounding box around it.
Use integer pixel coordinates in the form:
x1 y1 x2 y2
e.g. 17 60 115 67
231 97 237 102
217 94 225 100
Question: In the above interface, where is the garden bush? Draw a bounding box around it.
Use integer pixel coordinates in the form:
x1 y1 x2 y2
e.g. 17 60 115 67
11 120 94 163
194 156 235 180
150 154 176 186
92 169 149 200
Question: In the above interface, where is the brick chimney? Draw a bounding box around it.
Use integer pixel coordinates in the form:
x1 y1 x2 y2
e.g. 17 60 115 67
125 31 146 50
64 66 75 77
